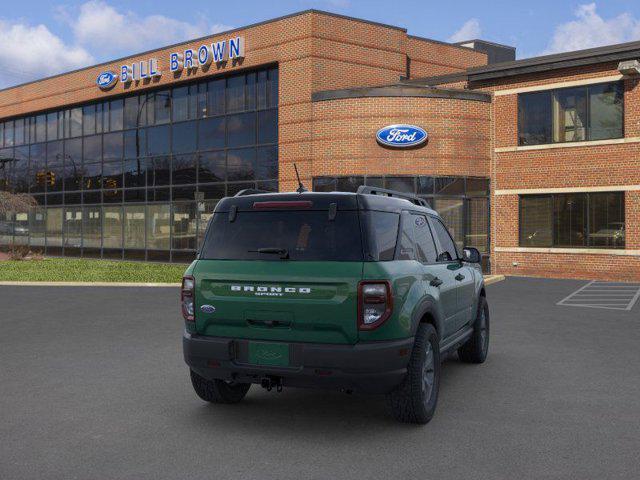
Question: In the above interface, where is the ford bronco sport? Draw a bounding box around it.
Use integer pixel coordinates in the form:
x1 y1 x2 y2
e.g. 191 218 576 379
182 186 489 424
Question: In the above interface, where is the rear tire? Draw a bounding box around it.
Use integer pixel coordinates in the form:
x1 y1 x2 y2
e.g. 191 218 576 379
386 323 440 424
458 296 490 364
190 369 251 404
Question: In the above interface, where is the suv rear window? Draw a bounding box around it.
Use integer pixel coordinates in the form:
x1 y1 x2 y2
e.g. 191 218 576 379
200 210 363 261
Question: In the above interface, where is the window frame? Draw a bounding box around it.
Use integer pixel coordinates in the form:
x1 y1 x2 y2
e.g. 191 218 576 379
518 192 626 249
517 81 624 146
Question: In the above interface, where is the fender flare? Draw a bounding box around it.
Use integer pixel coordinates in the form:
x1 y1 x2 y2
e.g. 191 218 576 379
410 297 444 339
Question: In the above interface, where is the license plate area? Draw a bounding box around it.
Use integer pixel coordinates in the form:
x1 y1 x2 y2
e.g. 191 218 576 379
248 341 290 367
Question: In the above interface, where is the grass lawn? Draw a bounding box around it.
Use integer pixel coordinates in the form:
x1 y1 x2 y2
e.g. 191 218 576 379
0 258 187 283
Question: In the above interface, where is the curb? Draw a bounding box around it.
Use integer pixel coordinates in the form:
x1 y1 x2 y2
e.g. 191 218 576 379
484 275 506 286
0 281 181 287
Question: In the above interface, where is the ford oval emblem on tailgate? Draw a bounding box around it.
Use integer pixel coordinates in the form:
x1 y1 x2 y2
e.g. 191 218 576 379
200 304 216 314
376 124 428 148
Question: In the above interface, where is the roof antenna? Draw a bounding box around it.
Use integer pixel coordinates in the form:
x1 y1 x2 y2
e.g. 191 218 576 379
293 163 308 193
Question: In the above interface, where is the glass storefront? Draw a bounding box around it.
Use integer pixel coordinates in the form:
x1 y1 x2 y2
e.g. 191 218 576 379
0 66 278 262
313 175 491 270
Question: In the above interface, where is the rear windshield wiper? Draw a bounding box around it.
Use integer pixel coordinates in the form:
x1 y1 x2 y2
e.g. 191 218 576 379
248 247 290 259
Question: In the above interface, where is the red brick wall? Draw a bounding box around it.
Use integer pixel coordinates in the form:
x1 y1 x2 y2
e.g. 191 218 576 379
406 37 487 79
0 10 488 203
291 95 491 192
482 63 640 281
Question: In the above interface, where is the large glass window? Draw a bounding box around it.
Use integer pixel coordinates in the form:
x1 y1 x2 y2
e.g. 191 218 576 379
46 207 63 247
29 207 46 247
103 206 122 249
83 206 101 248
518 82 623 145
64 207 83 248
147 204 171 250
3 66 277 262
124 205 145 249
519 192 625 248
172 202 196 250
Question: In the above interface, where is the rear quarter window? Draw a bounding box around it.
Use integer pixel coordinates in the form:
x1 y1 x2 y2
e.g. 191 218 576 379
362 211 400 261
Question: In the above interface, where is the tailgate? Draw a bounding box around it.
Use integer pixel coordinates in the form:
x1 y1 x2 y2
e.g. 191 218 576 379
194 260 363 344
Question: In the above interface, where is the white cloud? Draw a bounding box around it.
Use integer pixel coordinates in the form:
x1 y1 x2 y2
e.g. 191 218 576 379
67 1 232 57
0 20 93 88
543 3 640 54
448 18 481 43
0 1 235 88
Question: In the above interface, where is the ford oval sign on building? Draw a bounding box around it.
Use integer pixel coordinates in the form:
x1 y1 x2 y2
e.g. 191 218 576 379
376 124 428 148
96 71 118 90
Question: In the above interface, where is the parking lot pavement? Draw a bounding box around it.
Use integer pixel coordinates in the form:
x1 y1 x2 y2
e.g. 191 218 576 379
1 277 640 480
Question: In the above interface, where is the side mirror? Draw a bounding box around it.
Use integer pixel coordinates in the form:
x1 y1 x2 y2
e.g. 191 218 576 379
462 247 481 264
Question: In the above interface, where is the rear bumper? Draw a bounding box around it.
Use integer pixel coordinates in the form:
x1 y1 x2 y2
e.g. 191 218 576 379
183 332 414 394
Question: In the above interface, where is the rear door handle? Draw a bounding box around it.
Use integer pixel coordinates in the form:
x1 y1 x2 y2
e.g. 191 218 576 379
430 277 443 287
455 274 465 281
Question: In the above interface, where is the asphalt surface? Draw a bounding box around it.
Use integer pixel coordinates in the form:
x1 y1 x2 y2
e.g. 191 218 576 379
1 277 639 480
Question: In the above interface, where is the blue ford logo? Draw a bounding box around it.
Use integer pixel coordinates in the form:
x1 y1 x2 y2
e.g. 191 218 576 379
96 71 118 90
376 124 428 148
200 304 216 314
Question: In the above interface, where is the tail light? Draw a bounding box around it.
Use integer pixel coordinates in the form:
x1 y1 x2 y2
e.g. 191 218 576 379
181 275 195 322
358 281 393 330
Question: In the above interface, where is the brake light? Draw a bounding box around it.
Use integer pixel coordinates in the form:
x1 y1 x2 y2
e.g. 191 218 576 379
358 281 393 330
253 201 313 209
181 275 195 322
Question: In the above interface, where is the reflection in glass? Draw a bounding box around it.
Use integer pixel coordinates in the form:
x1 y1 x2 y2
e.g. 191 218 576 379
147 204 170 250
227 148 255 181
64 206 83 248
124 205 145 249
83 206 101 248
103 206 122 248
172 202 196 250
46 207 63 247
433 198 465 250
29 207 46 247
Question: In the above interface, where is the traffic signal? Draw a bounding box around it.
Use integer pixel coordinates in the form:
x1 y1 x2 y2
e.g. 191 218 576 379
36 171 47 187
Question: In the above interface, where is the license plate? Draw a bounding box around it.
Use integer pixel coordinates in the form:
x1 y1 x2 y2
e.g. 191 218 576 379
248 342 290 367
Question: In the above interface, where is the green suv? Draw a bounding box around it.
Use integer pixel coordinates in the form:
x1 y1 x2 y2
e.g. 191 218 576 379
182 186 489 424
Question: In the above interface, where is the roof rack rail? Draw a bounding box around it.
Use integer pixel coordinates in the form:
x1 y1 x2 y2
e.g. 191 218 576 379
234 188 270 197
356 185 431 208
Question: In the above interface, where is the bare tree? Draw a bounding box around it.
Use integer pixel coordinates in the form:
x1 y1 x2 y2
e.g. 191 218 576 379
0 191 37 216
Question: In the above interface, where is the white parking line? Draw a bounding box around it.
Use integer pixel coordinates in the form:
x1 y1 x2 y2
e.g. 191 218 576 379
557 281 640 311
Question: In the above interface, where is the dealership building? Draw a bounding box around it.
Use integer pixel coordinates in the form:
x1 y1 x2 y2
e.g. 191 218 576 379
0 10 639 280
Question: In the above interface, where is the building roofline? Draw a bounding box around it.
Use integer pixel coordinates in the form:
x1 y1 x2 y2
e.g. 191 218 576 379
401 71 469 86
406 34 479 53
312 84 491 103
453 39 516 51
0 9 408 94
467 39 640 81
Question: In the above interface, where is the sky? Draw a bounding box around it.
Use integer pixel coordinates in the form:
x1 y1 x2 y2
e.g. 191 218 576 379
1 0 640 88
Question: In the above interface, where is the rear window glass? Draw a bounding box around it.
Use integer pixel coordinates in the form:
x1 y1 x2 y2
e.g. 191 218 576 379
200 210 363 261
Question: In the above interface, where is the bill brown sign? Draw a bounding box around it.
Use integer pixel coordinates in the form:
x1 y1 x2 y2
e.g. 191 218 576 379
96 36 245 89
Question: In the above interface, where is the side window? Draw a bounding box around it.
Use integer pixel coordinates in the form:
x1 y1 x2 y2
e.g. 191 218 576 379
396 213 416 260
412 214 437 263
430 217 458 262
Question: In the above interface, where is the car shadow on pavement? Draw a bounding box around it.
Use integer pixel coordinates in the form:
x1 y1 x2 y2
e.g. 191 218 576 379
179 356 468 433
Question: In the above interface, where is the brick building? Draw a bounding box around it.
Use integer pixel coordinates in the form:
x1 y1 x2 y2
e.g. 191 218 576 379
0 9 638 281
